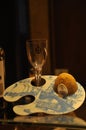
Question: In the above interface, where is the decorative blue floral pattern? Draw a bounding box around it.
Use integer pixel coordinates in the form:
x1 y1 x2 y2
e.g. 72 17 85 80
3 75 85 116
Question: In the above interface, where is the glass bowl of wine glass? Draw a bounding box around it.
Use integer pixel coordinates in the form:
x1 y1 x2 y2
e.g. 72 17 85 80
26 39 48 86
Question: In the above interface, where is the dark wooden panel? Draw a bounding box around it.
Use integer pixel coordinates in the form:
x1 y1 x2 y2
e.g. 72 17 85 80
49 0 86 88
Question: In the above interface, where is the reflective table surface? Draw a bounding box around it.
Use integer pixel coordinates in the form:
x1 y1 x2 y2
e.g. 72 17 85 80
0 100 86 130
0 75 86 130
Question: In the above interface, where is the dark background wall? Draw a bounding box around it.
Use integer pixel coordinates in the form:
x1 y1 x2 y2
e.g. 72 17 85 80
49 0 86 89
0 0 30 87
0 0 86 89
0 1 16 87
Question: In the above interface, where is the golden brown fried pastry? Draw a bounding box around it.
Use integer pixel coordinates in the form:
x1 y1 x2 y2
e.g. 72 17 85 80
54 73 78 96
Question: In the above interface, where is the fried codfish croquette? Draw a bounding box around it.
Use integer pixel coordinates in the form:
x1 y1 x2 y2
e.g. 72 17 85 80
55 73 78 96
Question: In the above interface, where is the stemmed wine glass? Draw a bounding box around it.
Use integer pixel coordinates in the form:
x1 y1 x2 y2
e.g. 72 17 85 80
26 39 47 86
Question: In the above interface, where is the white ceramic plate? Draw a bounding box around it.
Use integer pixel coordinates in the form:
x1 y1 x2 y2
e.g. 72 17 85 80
3 75 85 116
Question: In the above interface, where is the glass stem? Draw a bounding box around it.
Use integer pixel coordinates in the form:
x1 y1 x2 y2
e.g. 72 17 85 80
35 68 42 86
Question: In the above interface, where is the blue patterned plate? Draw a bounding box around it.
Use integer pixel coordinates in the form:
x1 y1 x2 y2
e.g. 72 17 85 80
3 75 85 116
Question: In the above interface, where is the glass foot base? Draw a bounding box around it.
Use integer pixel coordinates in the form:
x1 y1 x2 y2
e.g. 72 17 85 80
31 78 46 86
